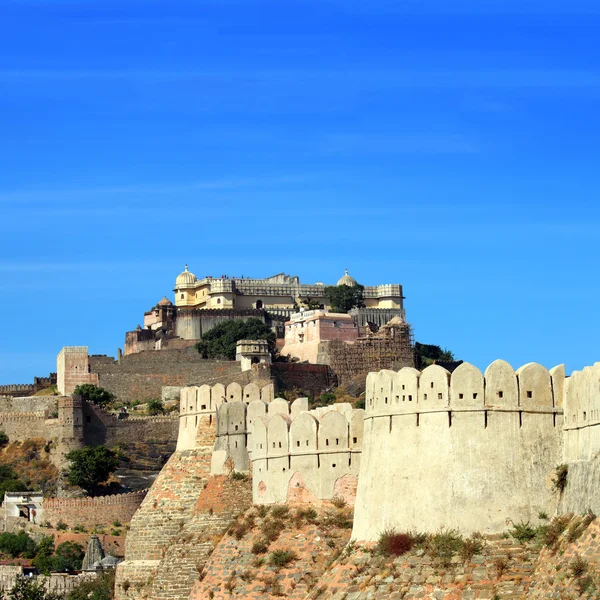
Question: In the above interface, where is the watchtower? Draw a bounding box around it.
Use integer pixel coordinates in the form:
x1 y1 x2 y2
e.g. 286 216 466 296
235 339 271 372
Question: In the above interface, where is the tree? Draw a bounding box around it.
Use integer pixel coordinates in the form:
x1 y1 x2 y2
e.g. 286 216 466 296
195 318 276 360
324 284 365 314
146 398 165 416
65 446 119 493
414 342 456 369
298 296 323 310
73 384 115 407
67 571 115 600
0 531 37 558
0 465 28 497
8 577 64 600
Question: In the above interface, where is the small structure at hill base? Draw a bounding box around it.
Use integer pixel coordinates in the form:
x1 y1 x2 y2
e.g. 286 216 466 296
3 492 43 525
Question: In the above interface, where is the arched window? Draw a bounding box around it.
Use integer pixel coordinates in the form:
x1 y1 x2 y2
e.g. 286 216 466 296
256 299 263 309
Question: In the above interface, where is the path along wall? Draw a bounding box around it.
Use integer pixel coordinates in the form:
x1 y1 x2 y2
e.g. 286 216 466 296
43 490 147 529
353 361 564 540
252 401 364 505
559 361 600 515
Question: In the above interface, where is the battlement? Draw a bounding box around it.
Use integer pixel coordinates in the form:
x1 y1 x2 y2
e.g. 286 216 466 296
250 401 364 505
43 490 147 510
353 360 567 540
58 346 89 355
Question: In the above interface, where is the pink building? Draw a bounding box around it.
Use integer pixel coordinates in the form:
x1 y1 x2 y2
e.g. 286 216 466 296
281 310 358 364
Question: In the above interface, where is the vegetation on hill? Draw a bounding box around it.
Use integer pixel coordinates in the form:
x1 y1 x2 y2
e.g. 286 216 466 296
32 538 84 574
8 576 64 600
73 384 115 407
0 440 59 495
414 342 457 369
195 318 276 360
66 445 119 494
67 570 115 600
324 284 365 313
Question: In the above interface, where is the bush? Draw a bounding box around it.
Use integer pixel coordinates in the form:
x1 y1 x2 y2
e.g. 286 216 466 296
354 398 365 410
331 496 346 509
73 384 115 407
269 549 297 568
230 471 248 481
65 445 119 492
256 505 269 518
251 539 269 554
270 506 289 519
539 515 570 548
377 529 414 556
296 507 318 523
459 533 484 561
319 392 336 405
509 522 537 543
260 519 285 542
0 531 37 558
0 431 9 446
0 465 28 497
552 464 568 493
8 576 64 600
194 318 276 360
426 529 464 565
67 570 115 600
56 521 68 531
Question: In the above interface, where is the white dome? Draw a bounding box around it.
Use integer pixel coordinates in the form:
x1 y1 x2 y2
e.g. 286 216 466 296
337 269 357 287
176 264 197 287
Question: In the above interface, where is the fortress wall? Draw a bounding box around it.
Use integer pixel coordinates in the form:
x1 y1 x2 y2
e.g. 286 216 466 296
353 361 564 540
0 411 50 441
177 382 274 452
559 361 600 515
251 402 363 505
0 396 57 414
43 491 146 529
269 362 334 397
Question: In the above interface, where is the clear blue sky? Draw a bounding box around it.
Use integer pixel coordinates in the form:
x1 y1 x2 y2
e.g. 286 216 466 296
1 0 599 384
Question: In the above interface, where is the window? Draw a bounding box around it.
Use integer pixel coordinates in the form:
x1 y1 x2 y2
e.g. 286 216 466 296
336 438 339 445
402 384 405 390
217 298 221 304
353 437 358 444
438 393 443 400
527 391 533 399
272 442 275 448
459 394 464 400
326 439 329 446
235 425 238 431
424 394 428 400
201 404 206 410
498 391 504 399
297 441 300 447
402 395 406 401
279 442 282 448
430 382 434 388
473 393 478 399
181 294 184 299
306 440 309 446
408 395 413 401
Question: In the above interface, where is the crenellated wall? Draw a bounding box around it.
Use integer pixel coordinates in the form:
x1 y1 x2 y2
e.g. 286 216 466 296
353 361 565 540
559 361 600 515
251 401 364 506
176 381 274 452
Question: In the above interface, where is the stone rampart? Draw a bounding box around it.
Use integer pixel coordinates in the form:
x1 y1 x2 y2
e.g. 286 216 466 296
0 396 57 414
251 401 364 505
177 381 274 452
269 362 335 397
0 412 49 440
559 361 600 515
43 491 146 529
353 361 565 540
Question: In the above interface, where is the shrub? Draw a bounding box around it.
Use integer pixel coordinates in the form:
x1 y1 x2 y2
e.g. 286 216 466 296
256 505 270 518
319 392 336 405
73 524 86 533
261 519 285 542
540 515 570 548
112 520 121 528
67 570 115 600
8 576 64 600
376 529 414 557
354 398 365 410
233 521 250 541
297 507 318 523
230 471 248 481
331 496 347 509
459 533 484 561
322 511 353 529
509 522 537 543
0 531 37 558
552 464 568 493
538 511 549 520
251 539 269 554
56 521 68 531
0 431 9 446
271 506 289 519
270 549 297 568
426 529 464 565
569 554 588 578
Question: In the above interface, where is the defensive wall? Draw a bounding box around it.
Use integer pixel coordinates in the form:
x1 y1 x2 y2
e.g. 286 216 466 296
252 402 364 506
43 490 147 529
269 362 335 397
559 360 600 515
353 361 565 540
0 374 56 399
176 381 274 452
0 566 96 597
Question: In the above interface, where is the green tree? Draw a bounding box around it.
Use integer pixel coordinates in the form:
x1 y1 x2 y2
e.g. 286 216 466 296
73 384 115 407
0 531 37 558
8 577 64 600
146 398 165 416
324 284 365 313
298 296 323 310
414 342 456 369
0 465 28 497
195 318 276 360
65 446 119 493
67 571 115 600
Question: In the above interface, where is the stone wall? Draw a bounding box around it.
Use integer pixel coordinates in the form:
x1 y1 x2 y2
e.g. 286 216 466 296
43 490 147 528
353 361 565 540
270 363 335 397
0 565 97 598
0 396 57 414
89 349 246 402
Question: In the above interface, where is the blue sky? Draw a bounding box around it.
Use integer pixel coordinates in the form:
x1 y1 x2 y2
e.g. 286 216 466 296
1 0 599 383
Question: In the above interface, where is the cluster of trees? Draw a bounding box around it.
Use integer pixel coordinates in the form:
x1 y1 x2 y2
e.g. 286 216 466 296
323 284 365 314
0 532 83 573
414 342 456 369
195 318 276 360
7 571 114 600
72 385 115 407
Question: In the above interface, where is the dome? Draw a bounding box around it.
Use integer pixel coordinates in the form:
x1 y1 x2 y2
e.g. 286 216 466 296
337 269 357 287
175 265 197 287
157 296 173 307
100 555 120 568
